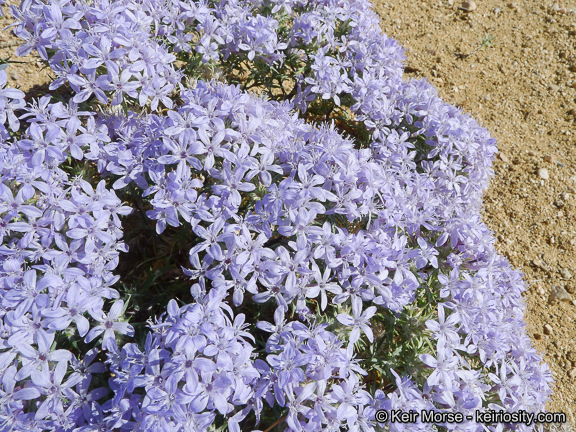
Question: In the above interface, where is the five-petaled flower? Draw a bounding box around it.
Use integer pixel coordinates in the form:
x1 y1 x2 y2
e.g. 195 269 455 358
86 300 134 349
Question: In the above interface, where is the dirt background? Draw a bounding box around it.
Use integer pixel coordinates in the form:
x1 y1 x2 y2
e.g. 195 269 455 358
2 0 576 428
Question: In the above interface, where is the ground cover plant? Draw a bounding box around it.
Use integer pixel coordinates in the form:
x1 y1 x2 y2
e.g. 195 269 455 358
0 0 553 431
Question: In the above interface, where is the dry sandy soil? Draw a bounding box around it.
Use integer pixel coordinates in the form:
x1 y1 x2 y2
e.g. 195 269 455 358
1 0 576 428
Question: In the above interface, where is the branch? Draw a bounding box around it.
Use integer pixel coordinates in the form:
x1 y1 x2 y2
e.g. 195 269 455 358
263 416 287 432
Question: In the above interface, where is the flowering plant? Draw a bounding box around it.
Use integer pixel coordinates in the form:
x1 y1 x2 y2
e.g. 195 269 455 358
0 0 552 431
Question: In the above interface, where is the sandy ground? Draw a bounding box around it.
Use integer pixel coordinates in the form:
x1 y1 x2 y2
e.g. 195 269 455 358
1 0 576 428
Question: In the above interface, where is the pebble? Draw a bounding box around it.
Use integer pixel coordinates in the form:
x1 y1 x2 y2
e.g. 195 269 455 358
498 153 510 163
534 333 542 340
531 258 549 272
567 351 576 362
507 2 518 8
494 7 501 14
460 1 477 12
544 324 554 335
549 84 560 92
538 168 550 180
560 268 573 280
549 285 573 303
425 44 438 56
569 368 576 378
544 154 555 163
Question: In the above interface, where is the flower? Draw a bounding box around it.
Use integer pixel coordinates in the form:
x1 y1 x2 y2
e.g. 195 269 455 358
42 285 103 337
337 296 377 346
85 300 134 349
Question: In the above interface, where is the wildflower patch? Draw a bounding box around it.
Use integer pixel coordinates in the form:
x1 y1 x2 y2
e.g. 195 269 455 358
0 0 552 430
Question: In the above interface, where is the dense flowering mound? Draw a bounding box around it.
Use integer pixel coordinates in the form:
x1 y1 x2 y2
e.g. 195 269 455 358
0 0 552 431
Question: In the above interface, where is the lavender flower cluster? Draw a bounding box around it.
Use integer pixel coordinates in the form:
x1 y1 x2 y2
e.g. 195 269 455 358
0 0 552 431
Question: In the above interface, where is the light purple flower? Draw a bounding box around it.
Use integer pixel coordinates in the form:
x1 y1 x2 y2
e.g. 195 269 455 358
337 296 376 345
86 300 134 348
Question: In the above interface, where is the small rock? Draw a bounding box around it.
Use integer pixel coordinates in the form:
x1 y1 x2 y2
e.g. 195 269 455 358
534 333 542 340
549 285 573 303
531 258 549 272
538 168 550 180
569 368 576 378
498 153 510 163
544 324 553 335
549 84 560 92
560 268 573 280
544 154 555 163
425 44 438 56
567 351 576 362
507 2 518 8
460 1 477 12
494 7 501 14
552 3 560 12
